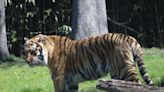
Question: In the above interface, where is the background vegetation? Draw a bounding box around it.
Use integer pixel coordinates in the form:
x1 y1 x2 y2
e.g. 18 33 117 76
0 48 164 92
4 0 164 56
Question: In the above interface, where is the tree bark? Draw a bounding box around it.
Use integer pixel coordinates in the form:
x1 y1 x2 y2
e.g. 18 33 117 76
71 0 108 40
0 0 9 60
96 0 108 34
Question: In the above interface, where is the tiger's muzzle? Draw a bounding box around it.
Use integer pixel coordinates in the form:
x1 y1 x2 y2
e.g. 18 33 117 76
26 56 45 67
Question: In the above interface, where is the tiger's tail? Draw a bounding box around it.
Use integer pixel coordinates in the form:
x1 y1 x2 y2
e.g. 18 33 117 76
132 42 154 86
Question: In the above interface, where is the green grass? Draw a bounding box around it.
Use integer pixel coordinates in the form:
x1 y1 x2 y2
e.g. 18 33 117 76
0 48 164 92
143 48 164 86
0 64 53 92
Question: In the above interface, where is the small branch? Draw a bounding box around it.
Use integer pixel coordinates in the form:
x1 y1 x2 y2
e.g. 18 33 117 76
107 17 138 34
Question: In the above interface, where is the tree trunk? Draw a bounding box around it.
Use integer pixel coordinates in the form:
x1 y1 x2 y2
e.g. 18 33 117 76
96 0 108 34
0 0 9 60
71 0 108 39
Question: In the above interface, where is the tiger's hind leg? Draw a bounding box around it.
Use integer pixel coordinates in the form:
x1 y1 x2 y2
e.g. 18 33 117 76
117 45 141 83
120 61 141 83
111 65 140 84
53 80 78 92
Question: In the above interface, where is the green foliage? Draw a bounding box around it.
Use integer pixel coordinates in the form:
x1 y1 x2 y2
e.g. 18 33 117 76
5 0 71 55
58 25 72 36
6 0 71 36
10 31 17 43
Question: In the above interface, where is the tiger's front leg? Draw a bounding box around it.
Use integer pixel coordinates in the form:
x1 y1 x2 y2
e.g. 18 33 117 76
67 84 78 92
53 79 65 92
65 79 79 92
53 78 78 92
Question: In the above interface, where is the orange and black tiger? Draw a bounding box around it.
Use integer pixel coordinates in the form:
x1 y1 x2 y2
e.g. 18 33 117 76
23 33 153 92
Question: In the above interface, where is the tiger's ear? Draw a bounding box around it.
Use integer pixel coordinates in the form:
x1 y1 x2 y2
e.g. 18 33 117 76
24 37 29 42
38 34 46 44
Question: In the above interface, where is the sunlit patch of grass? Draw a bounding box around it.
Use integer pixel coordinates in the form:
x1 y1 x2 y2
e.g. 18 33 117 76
0 64 53 92
143 48 164 86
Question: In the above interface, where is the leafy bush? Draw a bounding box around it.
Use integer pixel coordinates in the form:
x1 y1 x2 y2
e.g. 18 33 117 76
58 25 72 36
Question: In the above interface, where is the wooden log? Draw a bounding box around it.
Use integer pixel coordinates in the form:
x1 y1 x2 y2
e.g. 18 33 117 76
96 79 164 92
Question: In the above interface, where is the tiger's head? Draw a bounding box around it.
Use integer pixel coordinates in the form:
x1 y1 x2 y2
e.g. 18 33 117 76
23 34 48 66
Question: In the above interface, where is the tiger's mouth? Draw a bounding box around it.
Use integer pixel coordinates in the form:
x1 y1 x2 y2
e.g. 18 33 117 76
26 57 45 66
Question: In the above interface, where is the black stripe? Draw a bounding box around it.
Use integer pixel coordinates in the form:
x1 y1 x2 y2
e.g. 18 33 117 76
126 36 130 42
122 34 127 41
104 34 111 52
79 44 85 74
90 67 97 79
87 51 97 78
94 37 106 58
75 41 87 79
110 33 114 40
86 68 92 79
72 42 78 73
69 41 76 73
101 34 107 48
87 50 97 71
124 70 138 81
81 40 87 58
99 35 107 52
77 68 86 80
140 67 147 75
88 37 96 52
115 34 120 44
101 56 107 72
107 33 114 51
138 62 145 66
94 37 100 49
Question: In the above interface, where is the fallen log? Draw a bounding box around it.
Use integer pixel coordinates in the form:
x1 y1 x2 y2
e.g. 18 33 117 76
96 79 164 92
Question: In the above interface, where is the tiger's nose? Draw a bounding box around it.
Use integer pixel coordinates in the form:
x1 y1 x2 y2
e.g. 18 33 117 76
26 60 30 63
26 60 31 64
26 57 32 64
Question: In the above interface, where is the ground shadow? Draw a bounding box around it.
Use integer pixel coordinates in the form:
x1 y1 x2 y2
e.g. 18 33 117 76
21 88 42 92
0 61 26 69
0 54 27 69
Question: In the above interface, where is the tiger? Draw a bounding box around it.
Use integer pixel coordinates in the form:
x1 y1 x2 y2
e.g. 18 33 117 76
23 33 154 92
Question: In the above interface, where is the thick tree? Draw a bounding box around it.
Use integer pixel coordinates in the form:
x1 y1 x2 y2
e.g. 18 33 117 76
71 0 108 39
0 0 9 60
